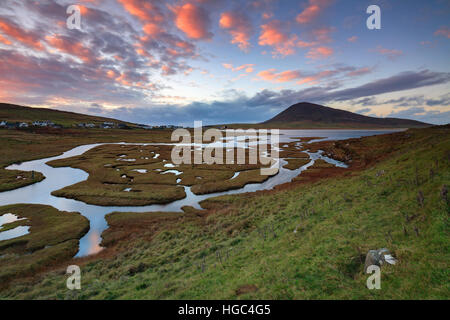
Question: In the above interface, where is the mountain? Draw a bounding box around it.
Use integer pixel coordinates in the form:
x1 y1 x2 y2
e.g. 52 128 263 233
262 102 430 128
0 103 135 127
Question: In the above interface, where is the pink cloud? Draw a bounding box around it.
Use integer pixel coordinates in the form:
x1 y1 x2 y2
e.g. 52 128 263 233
296 0 333 24
172 3 212 40
46 35 96 63
312 26 334 43
0 34 12 45
346 67 372 77
371 45 403 60
219 11 253 51
348 35 358 43
117 0 163 22
258 20 299 57
262 12 273 20
118 0 165 39
434 26 450 39
296 70 336 85
223 63 255 73
306 46 333 59
0 19 44 50
257 69 302 83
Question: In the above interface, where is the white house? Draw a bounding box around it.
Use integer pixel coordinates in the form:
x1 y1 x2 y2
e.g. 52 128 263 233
0 121 6 127
101 122 115 128
32 120 54 127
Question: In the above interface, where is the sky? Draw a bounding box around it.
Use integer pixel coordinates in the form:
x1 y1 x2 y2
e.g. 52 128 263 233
0 0 449 126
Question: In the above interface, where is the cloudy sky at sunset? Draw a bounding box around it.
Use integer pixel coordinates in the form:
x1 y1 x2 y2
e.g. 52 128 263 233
0 0 449 125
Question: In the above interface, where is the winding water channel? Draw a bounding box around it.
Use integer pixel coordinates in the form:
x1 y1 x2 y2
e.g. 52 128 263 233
0 129 401 257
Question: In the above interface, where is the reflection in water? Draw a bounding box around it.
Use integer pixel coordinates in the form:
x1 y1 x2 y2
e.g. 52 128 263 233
86 230 104 255
0 129 403 257
230 172 240 180
0 213 26 227
161 170 183 176
0 226 30 241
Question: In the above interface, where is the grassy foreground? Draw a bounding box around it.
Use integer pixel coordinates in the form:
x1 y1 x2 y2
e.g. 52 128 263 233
0 126 448 299
0 204 89 287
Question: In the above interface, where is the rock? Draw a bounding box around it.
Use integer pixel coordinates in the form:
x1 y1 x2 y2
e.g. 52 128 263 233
375 170 385 177
364 248 396 273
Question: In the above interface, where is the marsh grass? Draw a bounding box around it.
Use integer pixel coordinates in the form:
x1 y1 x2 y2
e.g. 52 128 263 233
0 126 448 299
0 204 89 286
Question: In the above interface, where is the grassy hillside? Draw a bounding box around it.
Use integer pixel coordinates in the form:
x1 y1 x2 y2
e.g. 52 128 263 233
0 103 133 127
0 125 448 299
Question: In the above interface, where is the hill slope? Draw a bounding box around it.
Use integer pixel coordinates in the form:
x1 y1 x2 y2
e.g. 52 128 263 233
0 103 133 127
263 102 430 128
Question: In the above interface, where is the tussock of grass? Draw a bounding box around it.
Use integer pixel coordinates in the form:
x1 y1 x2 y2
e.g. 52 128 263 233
0 169 45 192
51 181 186 206
283 158 311 170
191 169 275 195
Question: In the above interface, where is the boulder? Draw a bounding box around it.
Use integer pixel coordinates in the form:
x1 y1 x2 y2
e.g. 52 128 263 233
364 248 396 273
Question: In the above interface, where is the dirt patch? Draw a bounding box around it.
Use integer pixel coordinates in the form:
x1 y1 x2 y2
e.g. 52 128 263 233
236 284 258 296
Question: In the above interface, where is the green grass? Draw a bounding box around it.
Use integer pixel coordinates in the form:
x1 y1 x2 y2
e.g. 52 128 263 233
47 144 274 204
0 169 45 192
0 103 136 128
0 126 448 299
0 204 89 286
0 127 174 193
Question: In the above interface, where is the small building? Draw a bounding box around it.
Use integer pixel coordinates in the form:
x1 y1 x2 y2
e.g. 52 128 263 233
18 122 29 128
137 124 153 130
6 122 18 129
85 123 96 128
0 121 7 127
101 122 115 129
32 120 54 127
118 123 130 129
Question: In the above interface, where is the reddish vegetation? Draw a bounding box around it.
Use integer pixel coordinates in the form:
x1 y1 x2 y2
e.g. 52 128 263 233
236 284 258 296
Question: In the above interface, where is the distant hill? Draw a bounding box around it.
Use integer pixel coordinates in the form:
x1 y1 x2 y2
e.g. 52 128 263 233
0 103 134 127
262 102 430 128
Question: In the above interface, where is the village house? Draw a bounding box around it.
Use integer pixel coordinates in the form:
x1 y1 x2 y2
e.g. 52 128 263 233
77 123 96 128
32 120 54 127
0 121 7 127
101 122 115 129
118 123 130 129
137 124 153 130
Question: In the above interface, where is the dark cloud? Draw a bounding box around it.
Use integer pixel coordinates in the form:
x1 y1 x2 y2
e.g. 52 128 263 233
329 70 450 102
61 69 450 126
387 107 450 125
355 108 371 114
